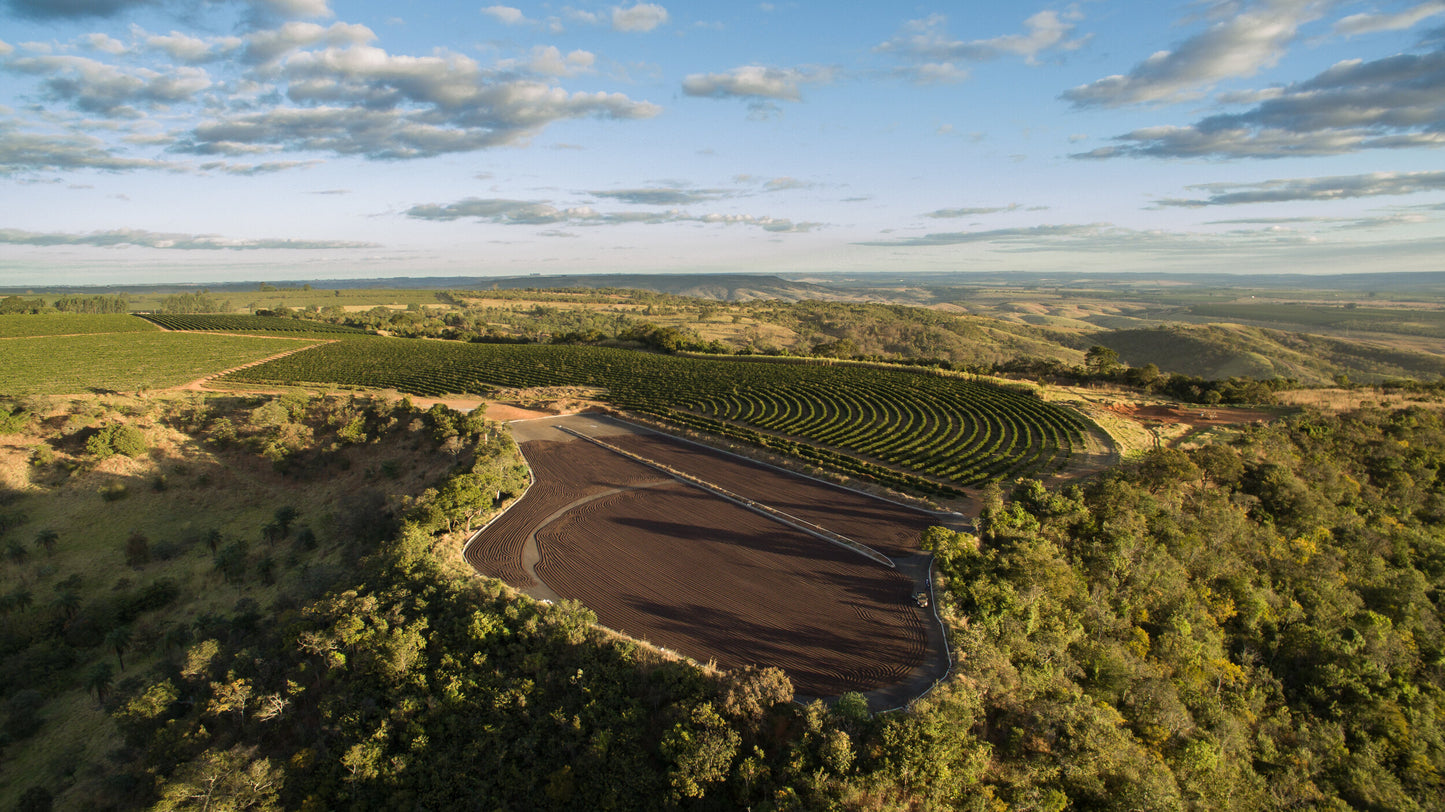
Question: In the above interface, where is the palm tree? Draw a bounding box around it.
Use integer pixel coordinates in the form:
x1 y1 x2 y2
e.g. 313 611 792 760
83 662 114 704
33 529 58 555
105 625 133 671
5 540 28 566
51 591 80 621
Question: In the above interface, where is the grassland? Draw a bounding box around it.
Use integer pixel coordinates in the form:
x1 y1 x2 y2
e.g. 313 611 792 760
0 332 320 395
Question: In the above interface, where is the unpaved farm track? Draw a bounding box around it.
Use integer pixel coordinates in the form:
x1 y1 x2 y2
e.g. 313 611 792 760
170 340 336 392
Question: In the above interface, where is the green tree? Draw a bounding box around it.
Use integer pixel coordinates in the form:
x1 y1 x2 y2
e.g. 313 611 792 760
152 746 283 812
105 625 133 671
84 662 115 704
661 703 740 801
1085 344 1121 374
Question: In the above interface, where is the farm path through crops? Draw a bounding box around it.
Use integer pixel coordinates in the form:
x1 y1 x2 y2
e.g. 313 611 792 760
170 340 336 392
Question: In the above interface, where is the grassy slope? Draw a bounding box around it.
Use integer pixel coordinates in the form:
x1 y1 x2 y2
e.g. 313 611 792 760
1094 324 1445 384
0 393 463 809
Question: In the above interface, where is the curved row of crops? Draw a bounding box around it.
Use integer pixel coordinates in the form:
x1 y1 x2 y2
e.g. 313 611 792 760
222 339 1091 490
139 314 366 335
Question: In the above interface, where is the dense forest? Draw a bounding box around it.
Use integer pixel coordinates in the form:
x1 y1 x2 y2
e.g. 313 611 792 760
923 407 1445 809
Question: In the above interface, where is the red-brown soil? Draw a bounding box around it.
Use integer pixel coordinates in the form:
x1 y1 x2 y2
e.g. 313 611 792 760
464 438 667 587
466 420 945 697
1107 403 1276 428
601 429 943 558
534 482 925 696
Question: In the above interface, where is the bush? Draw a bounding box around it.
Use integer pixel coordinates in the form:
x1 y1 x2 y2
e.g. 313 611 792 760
85 424 148 459
110 426 147 457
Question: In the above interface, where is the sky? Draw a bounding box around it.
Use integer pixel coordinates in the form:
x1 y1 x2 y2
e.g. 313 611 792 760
0 0 1443 286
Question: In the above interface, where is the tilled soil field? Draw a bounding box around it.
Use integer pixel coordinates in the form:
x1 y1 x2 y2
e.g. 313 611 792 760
534 482 924 695
465 420 940 697
464 437 669 587
600 429 943 558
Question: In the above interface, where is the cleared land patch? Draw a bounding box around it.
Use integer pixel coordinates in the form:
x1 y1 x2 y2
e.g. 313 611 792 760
467 416 947 698
534 482 924 696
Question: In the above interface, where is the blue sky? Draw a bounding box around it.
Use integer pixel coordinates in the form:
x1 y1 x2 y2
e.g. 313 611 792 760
1 0 1442 286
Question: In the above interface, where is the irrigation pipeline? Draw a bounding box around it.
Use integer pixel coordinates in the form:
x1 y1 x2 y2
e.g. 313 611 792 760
558 426 896 569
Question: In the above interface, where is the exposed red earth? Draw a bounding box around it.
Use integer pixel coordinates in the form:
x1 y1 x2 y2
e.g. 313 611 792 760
465 436 667 588
1106 403 1276 428
601 429 941 559
465 414 955 700
535 482 924 695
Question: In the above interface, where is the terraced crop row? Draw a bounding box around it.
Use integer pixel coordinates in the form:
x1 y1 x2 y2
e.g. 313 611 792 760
224 340 1090 488
139 314 367 335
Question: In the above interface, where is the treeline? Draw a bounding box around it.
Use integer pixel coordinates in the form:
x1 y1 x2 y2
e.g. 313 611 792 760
919 406 1445 808
156 291 229 315
54 294 129 313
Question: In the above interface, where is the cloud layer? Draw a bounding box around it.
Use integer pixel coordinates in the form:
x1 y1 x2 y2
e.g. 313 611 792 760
1077 45 1445 158
0 15 662 173
0 227 377 249
404 195 819 233
1156 171 1445 206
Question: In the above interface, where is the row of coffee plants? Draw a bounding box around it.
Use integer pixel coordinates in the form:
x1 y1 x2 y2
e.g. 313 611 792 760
223 340 1089 488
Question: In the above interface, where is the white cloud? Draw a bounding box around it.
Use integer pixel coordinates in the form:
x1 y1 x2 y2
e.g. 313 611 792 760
404 195 820 232
682 65 833 101
145 30 242 63
3 54 213 116
1062 0 1324 108
482 5 528 25
612 3 669 32
514 45 595 77
81 33 127 55
877 10 1086 84
924 204 1022 218
242 21 377 68
1335 1 1445 36
0 227 375 250
1077 46 1445 158
0 118 182 174
1154 170 1445 206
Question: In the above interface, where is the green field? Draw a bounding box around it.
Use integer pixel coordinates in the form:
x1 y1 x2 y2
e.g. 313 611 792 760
0 313 158 338
0 332 320 395
224 339 1089 489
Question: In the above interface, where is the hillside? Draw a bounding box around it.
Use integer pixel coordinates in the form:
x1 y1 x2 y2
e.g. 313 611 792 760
1094 324 1445 384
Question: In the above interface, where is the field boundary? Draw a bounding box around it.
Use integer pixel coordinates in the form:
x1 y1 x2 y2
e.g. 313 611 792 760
560 426 896 568
174 340 337 391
